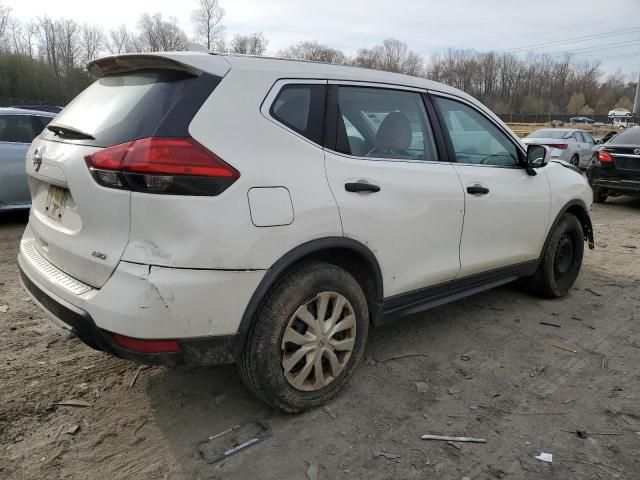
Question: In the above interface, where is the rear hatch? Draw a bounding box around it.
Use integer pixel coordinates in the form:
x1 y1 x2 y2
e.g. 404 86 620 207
26 55 228 288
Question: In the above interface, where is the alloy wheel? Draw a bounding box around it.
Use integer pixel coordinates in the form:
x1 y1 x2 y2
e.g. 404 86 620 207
281 291 356 392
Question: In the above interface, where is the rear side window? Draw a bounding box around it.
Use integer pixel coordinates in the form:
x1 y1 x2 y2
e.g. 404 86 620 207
37 116 53 129
0 115 38 143
50 69 198 147
609 128 640 145
270 84 326 145
334 86 438 161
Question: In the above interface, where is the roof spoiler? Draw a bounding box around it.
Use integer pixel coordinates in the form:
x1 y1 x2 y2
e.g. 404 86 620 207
87 53 230 78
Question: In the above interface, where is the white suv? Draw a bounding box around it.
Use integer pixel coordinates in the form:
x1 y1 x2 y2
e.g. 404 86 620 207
19 52 594 412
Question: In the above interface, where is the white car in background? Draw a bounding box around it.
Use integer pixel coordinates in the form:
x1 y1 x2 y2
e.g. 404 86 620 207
608 108 633 117
19 52 594 412
523 128 599 168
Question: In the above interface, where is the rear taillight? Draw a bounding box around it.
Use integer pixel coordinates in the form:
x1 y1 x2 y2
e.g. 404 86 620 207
545 143 568 150
598 151 614 163
112 333 181 353
84 137 239 196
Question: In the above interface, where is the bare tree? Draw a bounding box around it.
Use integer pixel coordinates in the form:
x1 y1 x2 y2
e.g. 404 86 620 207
0 2 11 51
55 19 81 74
136 13 188 52
57 19 81 72
34 16 61 80
108 25 133 54
7 18 36 57
80 24 104 63
278 41 346 64
191 0 224 50
229 32 268 55
353 39 423 76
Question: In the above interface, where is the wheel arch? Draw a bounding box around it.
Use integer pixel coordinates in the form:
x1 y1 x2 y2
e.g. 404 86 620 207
235 237 384 353
541 199 595 258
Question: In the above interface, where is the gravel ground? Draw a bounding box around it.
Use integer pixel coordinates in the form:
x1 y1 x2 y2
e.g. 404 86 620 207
1 198 639 480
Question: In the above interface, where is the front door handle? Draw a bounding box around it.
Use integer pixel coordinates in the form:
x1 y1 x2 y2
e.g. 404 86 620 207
345 182 380 193
466 184 490 195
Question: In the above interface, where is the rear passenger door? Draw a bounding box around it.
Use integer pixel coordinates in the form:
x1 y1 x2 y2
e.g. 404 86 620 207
431 94 550 277
323 84 465 298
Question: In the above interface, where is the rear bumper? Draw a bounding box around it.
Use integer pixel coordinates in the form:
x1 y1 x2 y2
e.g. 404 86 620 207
591 177 640 194
19 264 243 365
18 231 266 365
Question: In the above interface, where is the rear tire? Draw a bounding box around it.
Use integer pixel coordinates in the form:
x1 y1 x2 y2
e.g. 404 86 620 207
570 155 580 167
593 189 607 203
238 261 369 412
527 214 584 298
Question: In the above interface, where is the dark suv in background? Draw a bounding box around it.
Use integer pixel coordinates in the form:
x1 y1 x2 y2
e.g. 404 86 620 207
588 127 640 203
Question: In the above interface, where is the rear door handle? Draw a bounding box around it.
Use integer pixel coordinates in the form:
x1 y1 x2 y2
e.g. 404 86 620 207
345 182 380 193
466 184 490 195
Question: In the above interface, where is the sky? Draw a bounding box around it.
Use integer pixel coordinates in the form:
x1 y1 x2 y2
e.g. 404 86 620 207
6 0 640 76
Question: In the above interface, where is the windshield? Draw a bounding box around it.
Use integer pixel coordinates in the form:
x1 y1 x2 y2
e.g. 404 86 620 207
51 69 196 147
527 129 571 139
609 128 640 145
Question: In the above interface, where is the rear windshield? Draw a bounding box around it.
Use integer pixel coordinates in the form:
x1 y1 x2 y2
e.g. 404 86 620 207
609 128 640 145
527 129 571 139
50 69 196 146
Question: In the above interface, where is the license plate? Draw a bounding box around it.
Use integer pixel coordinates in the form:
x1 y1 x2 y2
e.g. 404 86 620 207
45 185 68 221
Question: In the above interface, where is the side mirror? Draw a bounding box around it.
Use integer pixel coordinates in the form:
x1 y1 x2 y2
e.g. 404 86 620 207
526 144 549 170
595 139 602 145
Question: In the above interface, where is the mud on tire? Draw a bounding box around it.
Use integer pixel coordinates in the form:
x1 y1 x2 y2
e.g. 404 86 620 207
237 261 369 412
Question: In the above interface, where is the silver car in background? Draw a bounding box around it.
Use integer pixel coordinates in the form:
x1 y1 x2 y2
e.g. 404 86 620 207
0 108 56 211
522 128 599 169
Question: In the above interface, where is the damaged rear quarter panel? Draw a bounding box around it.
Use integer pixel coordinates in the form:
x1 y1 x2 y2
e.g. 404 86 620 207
87 262 265 338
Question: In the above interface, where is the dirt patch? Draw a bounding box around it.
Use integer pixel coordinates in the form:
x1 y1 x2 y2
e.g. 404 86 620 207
1 199 640 479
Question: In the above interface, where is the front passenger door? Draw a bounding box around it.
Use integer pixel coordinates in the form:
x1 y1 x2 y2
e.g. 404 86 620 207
432 95 551 278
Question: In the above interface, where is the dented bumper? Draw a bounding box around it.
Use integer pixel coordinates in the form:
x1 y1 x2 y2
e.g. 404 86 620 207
18 235 265 365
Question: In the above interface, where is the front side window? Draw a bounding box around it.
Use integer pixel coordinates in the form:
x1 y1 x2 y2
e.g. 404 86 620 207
270 84 326 145
334 86 438 161
0 115 38 143
434 97 520 167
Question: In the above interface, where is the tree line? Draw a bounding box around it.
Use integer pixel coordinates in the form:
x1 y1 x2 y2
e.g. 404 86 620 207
0 0 636 114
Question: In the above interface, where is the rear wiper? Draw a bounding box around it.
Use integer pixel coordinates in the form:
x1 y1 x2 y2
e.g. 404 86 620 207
47 124 95 140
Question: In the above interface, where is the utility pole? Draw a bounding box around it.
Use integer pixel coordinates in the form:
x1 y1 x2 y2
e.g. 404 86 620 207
635 70 640 115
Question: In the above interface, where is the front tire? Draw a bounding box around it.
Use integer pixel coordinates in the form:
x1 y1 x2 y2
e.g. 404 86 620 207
238 261 369 412
528 214 584 298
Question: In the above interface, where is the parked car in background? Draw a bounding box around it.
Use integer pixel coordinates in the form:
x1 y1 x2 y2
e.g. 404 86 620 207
608 108 633 117
0 108 56 211
588 127 640 203
613 118 636 130
9 105 64 114
523 128 598 168
19 52 594 412
569 116 595 124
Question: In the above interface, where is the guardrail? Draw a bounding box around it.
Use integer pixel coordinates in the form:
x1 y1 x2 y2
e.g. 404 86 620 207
0 96 64 108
